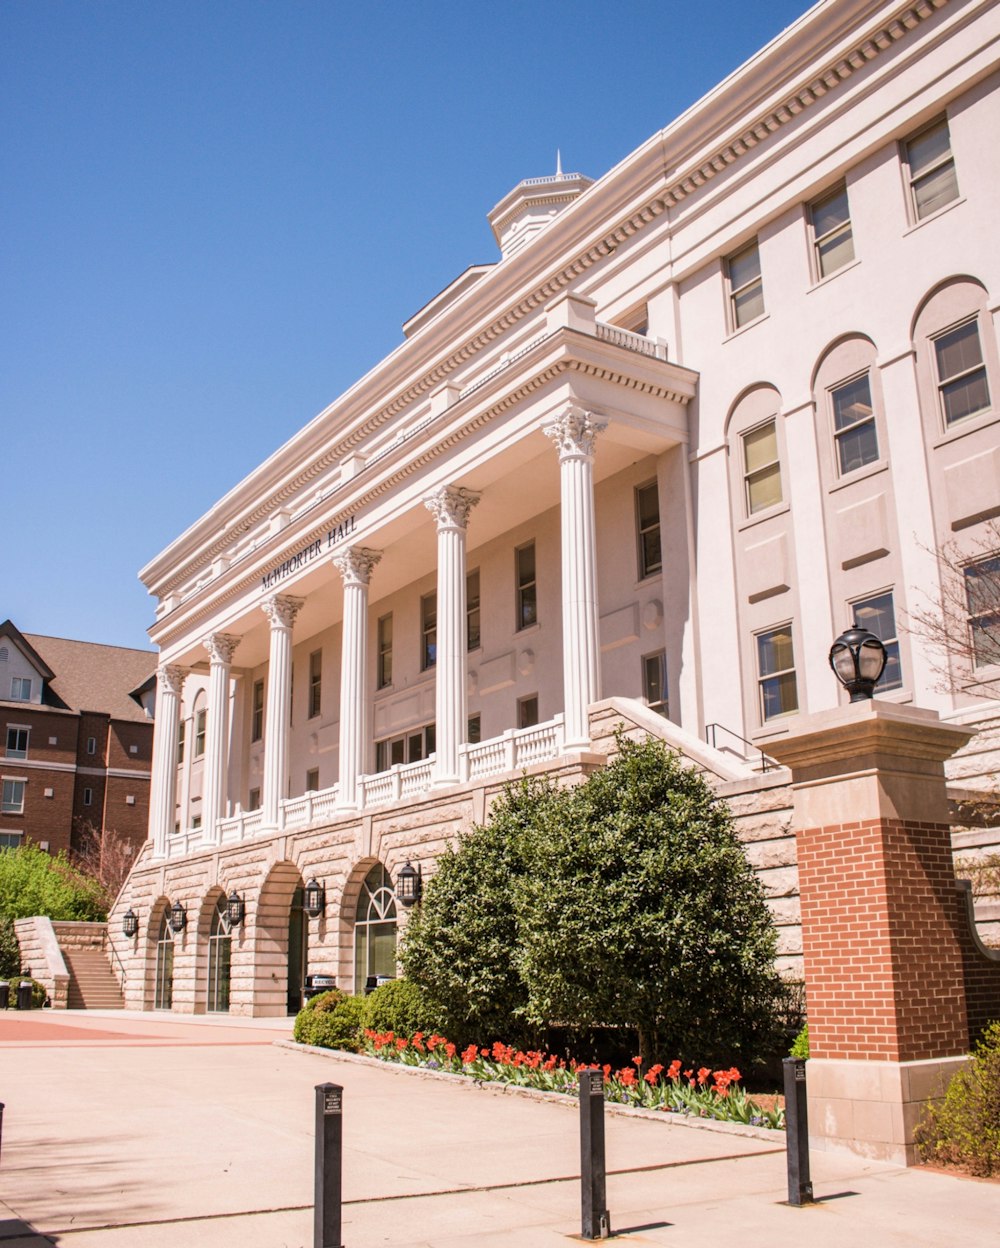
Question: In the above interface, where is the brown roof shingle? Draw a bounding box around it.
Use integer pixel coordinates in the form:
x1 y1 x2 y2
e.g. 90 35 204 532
22 633 157 724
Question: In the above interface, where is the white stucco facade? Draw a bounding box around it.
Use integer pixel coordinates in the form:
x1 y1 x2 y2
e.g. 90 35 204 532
114 0 1000 1014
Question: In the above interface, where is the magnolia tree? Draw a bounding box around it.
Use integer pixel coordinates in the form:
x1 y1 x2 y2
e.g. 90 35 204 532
402 735 786 1065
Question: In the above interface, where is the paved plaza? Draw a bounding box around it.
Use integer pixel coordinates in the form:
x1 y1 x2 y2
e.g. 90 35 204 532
1 1010 998 1246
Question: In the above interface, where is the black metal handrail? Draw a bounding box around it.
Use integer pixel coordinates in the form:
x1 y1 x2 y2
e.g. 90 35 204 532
705 722 776 773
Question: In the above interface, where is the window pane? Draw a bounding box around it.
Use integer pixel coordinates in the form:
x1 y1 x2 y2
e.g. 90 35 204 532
761 671 799 720
812 186 850 238
816 226 854 278
758 628 794 677
836 421 879 475
519 583 537 629
733 281 765 327
747 464 782 513
913 162 959 219
853 592 902 691
832 375 873 432
966 558 1000 668
936 321 984 380
729 244 761 289
908 119 951 176
942 372 990 425
743 422 777 473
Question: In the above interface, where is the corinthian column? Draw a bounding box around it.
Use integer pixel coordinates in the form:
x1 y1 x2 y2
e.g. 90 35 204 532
543 406 606 750
150 665 185 858
202 633 240 843
333 547 382 809
260 595 304 829
424 486 480 785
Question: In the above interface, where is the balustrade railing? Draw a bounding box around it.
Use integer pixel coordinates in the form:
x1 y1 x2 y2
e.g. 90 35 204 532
594 321 667 360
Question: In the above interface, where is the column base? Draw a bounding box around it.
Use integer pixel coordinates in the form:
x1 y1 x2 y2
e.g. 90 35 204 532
806 1055 968 1165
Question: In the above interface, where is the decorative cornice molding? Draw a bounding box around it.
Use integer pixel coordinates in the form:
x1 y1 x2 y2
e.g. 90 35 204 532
332 547 382 589
204 633 241 666
261 595 304 630
423 486 481 533
543 407 607 461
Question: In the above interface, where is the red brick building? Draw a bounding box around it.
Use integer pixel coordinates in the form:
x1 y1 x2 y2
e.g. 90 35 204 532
0 621 156 858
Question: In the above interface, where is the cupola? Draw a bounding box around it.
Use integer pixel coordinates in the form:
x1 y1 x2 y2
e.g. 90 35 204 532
487 153 593 261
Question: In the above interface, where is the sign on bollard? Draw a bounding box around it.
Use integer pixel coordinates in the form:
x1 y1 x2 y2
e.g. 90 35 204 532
314 1083 345 1248
782 1057 814 1206
579 1068 611 1240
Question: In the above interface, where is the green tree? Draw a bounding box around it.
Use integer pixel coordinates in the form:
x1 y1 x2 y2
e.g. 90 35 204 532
0 844 107 925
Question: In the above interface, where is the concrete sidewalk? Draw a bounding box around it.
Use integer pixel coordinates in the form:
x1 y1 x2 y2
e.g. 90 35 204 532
1 1010 998 1246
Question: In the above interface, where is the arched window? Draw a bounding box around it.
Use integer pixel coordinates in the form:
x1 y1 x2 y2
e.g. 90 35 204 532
354 863 397 994
207 896 233 1013
154 911 175 1011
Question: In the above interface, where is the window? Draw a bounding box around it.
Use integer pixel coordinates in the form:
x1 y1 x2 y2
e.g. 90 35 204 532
728 240 764 329
516 543 537 630
1 779 25 814
354 862 397 994
194 708 206 758
83 787 93 807
308 650 322 719
251 680 264 742
642 652 668 717
965 556 1000 669
742 420 782 515
906 117 959 221
756 627 798 722
248 787 261 812
86 736 97 755
810 184 854 278
467 571 481 650
10 677 31 702
467 714 481 744
154 910 174 1010
306 767 319 792
635 482 662 578
177 719 185 765
0 832 23 850
375 723 436 772
517 695 539 730
421 593 437 670
377 614 393 689
935 319 990 427
851 592 902 691
5 728 28 760
832 373 878 474
207 896 233 1014
192 815 202 830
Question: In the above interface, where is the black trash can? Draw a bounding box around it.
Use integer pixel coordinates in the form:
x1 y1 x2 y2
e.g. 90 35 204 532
303 974 338 1003
0 981 9 1010
16 981 32 1011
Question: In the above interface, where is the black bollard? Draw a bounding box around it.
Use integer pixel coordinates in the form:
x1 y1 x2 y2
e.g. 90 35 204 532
0 1101 4 1165
579 1068 610 1240
314 1083 345 1248
783 1057 814 1206
16 981 32 1011
0 982 8 1010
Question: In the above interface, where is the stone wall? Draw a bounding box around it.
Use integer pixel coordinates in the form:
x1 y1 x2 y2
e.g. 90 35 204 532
13 916 69 1008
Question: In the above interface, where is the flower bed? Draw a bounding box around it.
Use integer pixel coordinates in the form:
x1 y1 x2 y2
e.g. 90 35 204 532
362 1030 785 1130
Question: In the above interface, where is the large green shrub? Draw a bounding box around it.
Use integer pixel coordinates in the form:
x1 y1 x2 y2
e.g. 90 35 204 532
0 917 21 979
915 1020 1000 1175
361 977 439 1037
0 845 106 924
402 735 786 1065
294 992 366 1050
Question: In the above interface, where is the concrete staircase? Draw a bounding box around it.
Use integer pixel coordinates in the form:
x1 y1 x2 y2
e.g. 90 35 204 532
63 946 125 1010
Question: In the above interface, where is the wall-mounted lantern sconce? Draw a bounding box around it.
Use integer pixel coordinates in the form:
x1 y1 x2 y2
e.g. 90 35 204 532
169 900 188 933
396 860 422 908
226 890 245 928
829 628 888 702
303 878 326 918
122 908 139 939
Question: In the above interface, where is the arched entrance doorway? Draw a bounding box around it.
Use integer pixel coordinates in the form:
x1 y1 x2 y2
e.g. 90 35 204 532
207 895 233 1013
154 910 175 1010
354 862 397 994
287 885 308 1014
254 861 309 1017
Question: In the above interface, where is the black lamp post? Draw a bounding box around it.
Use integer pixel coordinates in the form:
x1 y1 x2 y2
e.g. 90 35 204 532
829 627 888 702
226 890 245 928
396 860 422 908
122 908 139 939
303 878 326 918
169 899 187 933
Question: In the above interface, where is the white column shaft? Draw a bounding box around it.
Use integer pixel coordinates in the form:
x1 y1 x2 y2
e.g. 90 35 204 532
202 635 239 843
261 598 302 828
435 523 467 784
339 580 369 808
150 667 183 858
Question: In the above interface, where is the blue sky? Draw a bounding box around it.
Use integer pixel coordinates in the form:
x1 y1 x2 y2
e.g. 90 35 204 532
2 0 809 651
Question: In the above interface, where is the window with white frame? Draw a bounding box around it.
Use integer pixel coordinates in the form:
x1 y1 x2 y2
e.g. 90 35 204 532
375 723 435 772
86 735 97 755
756 627 798 722
377 614 393 689
635 482 662 579
467 570 481 650
177 719 186 764
742 419 783 515
251 679 264 742
0 831 23 850
934 319 991 427
421 593 437 670
965 556 1000 669
727 240 764 329
308 650 322 719
905 117 959 221
5 727 28 760
852 592 902 691
305 767 319 792
10 677 31 702
517 695 539 730
642 651 668 717
194 707 206 758
516 543 537 630
832 372 878 474
2 778 26 814
810 183 854 279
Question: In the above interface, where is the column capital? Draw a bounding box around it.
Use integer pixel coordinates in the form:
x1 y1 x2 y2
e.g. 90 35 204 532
424 485 481 533
203 632 241 665
261 594 305 630
157 664 186 697
542 406 607 461
333 546 382 589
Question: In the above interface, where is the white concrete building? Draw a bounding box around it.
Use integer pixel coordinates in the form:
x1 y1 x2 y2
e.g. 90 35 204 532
114 0 1000 1015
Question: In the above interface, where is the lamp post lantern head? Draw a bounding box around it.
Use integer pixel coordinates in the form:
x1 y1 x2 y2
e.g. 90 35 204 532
226 890 245 928
303 878 325 918
122 908 139 939
396 860 422 908
829 627 887 702
169 900 187 933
